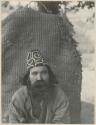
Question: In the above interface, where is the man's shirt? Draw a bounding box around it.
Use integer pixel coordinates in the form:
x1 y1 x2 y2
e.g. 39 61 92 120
8 85 70 123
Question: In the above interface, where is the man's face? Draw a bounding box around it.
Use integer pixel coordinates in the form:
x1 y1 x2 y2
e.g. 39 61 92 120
29 66 49 85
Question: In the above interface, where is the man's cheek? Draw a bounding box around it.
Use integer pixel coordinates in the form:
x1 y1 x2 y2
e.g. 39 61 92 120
30 76 36 84
43 76 49 82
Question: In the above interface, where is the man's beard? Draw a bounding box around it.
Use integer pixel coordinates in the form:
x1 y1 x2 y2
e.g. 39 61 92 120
30 80 52 100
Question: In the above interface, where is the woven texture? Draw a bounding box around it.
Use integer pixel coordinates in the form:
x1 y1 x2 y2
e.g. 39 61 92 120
2 7 82 123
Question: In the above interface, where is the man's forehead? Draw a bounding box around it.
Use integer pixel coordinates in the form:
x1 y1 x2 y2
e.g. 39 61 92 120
30 66 48 72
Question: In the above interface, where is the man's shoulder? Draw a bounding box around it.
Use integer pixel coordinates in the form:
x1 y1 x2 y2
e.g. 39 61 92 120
54 84 65 95
53 84 68 101
12 86 28 101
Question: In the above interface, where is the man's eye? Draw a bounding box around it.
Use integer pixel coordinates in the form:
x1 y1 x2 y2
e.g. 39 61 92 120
42 71 47 74
31 72 38 75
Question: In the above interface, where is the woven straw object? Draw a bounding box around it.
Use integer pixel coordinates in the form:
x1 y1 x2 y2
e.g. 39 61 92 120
2 7 82 123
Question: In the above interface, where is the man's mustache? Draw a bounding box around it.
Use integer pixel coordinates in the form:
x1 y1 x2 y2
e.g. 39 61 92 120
31 80 50 90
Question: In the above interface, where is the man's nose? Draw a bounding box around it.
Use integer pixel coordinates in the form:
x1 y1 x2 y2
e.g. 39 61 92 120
37 74 42 80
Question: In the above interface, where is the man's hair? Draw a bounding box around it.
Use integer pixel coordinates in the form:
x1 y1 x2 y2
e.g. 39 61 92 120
22 65 58 86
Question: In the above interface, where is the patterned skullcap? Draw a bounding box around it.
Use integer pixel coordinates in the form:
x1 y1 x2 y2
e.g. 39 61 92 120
26 50 47 69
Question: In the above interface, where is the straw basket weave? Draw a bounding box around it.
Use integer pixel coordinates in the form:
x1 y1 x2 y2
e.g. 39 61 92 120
2 7 82 123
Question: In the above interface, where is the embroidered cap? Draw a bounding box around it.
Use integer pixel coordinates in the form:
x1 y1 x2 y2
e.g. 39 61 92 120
26 50 47 69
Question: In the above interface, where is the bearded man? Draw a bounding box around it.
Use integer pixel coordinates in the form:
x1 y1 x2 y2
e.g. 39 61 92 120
8 50 70 123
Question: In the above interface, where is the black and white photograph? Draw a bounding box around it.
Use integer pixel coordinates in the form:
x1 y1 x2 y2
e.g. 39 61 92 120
1 0 95 123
